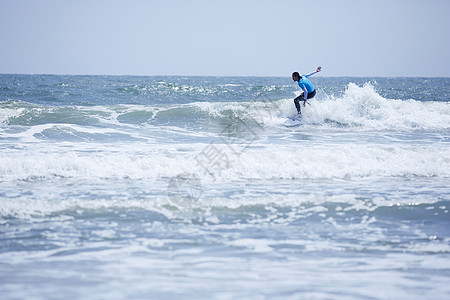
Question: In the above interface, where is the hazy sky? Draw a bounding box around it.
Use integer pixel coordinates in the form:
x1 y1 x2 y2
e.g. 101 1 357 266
1 0 449 77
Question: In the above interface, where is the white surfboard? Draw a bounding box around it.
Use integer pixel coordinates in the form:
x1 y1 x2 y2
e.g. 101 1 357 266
283 117 302 127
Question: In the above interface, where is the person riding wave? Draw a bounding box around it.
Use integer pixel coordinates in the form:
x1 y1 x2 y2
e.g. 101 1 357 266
292 66 322 118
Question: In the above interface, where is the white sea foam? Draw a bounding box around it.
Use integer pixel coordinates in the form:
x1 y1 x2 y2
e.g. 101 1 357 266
0 140 448 182
306 83 450 130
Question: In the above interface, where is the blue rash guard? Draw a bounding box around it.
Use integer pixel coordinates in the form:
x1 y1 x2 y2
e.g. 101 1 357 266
298 75 315 94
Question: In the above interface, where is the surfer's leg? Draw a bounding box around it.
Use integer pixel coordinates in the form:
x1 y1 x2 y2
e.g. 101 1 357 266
294 94 303 114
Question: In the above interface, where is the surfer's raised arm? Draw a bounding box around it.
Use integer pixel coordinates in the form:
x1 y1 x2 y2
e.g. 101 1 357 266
306 66 322 77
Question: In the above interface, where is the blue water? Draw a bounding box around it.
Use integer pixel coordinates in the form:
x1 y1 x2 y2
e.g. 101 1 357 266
1 75 449 299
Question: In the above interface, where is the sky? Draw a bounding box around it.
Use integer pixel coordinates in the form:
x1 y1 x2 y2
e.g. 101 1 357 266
1 0 449 77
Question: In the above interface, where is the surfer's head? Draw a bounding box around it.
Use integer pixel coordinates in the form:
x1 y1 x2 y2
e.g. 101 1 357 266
292 72 301 81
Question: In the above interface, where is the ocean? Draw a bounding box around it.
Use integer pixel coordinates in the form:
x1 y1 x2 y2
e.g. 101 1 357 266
0 74 449 299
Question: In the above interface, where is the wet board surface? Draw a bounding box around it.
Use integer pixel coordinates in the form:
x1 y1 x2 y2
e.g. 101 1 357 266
283 117 302 127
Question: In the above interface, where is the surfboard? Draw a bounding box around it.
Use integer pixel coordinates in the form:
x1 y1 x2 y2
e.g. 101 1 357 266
283 117 302 127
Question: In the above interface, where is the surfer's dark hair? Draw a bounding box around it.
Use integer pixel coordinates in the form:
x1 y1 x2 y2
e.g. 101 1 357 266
292 72 301 79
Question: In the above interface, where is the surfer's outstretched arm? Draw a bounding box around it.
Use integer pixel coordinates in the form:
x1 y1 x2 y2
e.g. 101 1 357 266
306 66 322 77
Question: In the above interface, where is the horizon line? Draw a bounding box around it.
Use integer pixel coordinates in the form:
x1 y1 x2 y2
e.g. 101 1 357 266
1 73 450 79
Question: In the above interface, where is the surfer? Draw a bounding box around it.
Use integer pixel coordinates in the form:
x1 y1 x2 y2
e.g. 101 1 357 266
292 66 321 118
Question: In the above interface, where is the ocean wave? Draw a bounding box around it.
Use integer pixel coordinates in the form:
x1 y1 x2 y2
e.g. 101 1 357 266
1 83 449 131
0 141 448 182
307 83 450 130
194 83 450 130
1 83 449 147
